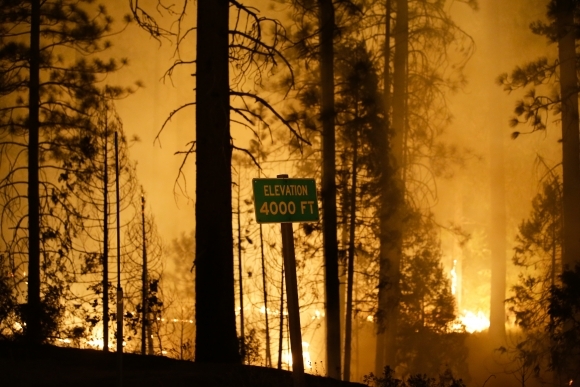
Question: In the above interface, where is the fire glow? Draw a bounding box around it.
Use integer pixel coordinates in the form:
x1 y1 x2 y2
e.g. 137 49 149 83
282 342 312 369
456 310 490 333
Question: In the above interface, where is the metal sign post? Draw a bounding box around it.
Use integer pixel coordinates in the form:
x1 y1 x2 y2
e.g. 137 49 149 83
281 221 306 387
253 175 319 387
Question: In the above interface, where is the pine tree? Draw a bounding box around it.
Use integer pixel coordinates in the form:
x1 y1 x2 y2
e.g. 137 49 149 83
505 176 562 383
498 0 580 273
131 0 302 363
373 0 476 373
0 0 134 343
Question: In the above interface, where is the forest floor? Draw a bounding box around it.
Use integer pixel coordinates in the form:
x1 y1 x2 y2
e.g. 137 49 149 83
0 341 366 387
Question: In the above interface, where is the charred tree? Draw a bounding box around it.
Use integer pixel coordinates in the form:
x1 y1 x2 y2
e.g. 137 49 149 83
26 0 41 345
195 0 240 363
555 1 580 382
318 0 341 379
555 0 580 272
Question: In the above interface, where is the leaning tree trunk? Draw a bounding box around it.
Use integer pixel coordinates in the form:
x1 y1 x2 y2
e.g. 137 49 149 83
318 0 341 379
195 0 239 363
376 0 406 375
27 0 41 345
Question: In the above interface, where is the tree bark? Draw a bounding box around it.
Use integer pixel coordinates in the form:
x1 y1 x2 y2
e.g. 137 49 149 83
278 264 284 369
195 0 239 363
236 174 245 360
555 1 580 383
259 224 272 367
318 0 341 379
27 0 41 345
103 112 109 352
556 0 580 272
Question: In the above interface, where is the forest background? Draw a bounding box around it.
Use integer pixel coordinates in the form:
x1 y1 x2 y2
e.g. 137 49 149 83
1 0 577 387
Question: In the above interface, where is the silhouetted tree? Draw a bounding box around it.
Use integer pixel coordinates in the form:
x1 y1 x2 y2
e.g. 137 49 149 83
498 0 580 273
549 264 580 383
317 0 342 378
130 0 304 363
371 0 477 373
499 3 580 383
0 0 134 343
68 102 142 350
505 176 562 384
397 213 468 381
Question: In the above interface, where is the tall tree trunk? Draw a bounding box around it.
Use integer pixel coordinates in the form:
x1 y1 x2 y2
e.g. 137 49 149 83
278 263 284 369
339 187 348 374
376 0 392 374
487 0 507 345
376 0 391 373
237 175 245 361
27 0 41 345
103 113 109 352
488 77 507 342
195 0 239 363
318 0 341 379
259 224 272 367
141 194 149 355
557 0 580 272
555 1 580 383
343 125 359 381
376 0 406 374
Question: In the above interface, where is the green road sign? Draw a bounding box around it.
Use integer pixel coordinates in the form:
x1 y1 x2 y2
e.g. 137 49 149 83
253 178 319 223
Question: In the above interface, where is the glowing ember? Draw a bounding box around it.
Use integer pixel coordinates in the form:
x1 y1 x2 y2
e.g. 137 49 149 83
458 310 490 333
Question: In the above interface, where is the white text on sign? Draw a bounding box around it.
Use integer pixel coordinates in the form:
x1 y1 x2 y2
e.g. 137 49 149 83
263 184 309 197
259 201 316 216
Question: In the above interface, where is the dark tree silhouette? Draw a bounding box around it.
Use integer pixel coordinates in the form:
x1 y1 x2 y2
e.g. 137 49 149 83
0 0 134 344
498 0 580 273
130 0 304 363
193 0 239 363
499 3 580 382
318 0 341 379
549 264 580 383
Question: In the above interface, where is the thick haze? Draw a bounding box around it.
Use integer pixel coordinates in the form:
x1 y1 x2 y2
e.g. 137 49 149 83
96 0 565 383
101 0 561 251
